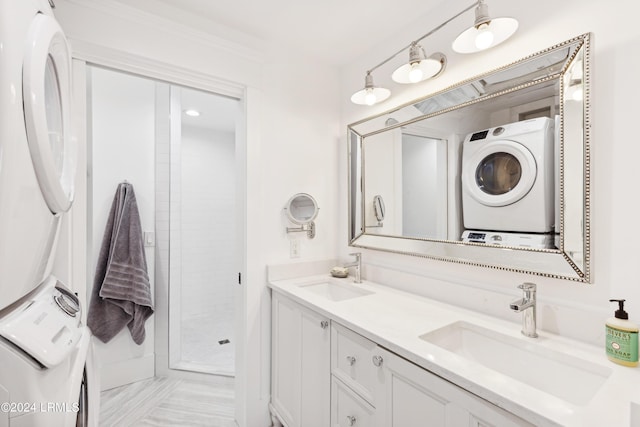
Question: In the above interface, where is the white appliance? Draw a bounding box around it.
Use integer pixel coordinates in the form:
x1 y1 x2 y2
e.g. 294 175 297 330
0 0 75 311
461 230 554 249
0 276 97 427
461 117 555 233
0 3 94 426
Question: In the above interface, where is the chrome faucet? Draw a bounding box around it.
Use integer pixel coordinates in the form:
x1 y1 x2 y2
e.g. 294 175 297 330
509 282 538 338
343 252 362 283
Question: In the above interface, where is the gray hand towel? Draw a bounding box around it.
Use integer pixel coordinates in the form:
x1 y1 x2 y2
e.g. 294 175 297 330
88 182 154 345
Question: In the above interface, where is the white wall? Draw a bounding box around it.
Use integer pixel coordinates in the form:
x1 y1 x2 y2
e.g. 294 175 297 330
88 66 157 390
55 2 341 425
340 0 640 346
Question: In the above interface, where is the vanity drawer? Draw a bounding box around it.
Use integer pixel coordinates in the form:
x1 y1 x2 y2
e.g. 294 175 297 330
331 377 375 427
331 322 380 405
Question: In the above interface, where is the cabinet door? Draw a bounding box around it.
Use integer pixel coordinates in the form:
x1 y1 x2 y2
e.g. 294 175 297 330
271 292 330 427
272 293 301 427
300 308 330 427
374 347 533 427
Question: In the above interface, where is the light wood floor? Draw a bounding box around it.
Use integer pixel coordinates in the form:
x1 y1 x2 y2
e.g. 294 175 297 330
99 377 236 426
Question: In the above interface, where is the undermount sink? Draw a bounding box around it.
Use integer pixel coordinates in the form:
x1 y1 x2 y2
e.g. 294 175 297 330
420 321 612 405
298 281 373 302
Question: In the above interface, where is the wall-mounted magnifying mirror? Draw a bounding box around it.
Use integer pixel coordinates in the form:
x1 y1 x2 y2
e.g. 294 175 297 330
285 193 319 238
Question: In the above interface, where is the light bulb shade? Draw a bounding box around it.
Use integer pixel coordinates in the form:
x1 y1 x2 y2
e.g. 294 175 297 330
351 73 391 105
351 87 391 105
452 16 518 53
392 53 446 84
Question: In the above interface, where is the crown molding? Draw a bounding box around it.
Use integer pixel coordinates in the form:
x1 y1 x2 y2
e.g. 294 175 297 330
70 39 248 98
60 0 264 64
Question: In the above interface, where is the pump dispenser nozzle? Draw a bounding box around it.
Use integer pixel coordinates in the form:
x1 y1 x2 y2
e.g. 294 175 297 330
610 299 629 319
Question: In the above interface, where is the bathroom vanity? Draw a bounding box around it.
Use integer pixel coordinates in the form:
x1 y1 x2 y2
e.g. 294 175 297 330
268 266 640 427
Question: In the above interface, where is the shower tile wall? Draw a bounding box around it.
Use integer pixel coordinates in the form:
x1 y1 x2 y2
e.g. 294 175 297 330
179 126 235 374
180 126 235 321
158 114 236 375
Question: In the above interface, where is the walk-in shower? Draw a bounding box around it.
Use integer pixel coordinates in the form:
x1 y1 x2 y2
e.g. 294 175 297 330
88 65 241 384
167 86 239 376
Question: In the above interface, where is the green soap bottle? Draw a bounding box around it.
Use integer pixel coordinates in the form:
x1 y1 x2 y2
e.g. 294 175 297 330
606 299 639 367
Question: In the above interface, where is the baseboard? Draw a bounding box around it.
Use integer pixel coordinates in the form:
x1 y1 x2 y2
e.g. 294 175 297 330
100 354 155 391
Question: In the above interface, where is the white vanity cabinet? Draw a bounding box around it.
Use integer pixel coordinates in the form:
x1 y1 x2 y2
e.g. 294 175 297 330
372 346 534 427
271 292 330 427
271 290 532 427
330 322 533 427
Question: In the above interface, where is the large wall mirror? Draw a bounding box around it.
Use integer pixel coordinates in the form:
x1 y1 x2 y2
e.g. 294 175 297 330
348 34 591 282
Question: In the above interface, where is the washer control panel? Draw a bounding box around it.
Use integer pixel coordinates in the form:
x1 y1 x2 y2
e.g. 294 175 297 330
461 230 554 249
469 130 489 141
0 276 84 368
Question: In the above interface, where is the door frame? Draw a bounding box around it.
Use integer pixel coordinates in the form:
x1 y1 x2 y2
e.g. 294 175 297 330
68 44 249 414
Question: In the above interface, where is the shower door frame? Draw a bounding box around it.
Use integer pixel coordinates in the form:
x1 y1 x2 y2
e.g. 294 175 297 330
166 85 241 376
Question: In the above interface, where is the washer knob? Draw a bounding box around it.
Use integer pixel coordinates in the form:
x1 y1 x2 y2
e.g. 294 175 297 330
54 293 80 317
493 126 505 136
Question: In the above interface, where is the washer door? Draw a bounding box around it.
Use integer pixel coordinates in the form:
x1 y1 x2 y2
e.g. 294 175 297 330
23 13 75 214
463 140 537 207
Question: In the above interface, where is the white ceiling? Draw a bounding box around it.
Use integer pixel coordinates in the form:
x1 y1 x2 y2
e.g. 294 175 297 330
117 0 447 65
180 86 238 133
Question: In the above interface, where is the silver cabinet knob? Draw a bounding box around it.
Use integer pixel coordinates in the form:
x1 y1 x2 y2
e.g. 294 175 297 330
320 320 329 329
346 355 357 366
346 415 357 426
372 355 384 367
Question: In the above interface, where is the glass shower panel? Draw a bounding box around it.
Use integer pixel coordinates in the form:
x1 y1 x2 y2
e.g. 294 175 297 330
169 86 239 376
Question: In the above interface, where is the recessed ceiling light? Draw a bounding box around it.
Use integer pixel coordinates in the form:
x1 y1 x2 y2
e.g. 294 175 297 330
184 109 200 117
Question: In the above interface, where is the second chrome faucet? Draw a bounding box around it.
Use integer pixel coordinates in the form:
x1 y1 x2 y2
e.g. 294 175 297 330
343 252 362 283
510 282 538 338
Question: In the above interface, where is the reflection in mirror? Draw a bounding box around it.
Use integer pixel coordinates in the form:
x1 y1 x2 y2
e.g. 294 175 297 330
348 34 591 282
364 124 449 239
373 195 386 223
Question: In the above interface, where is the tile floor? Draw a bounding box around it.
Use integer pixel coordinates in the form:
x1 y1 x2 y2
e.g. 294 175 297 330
179 313 235 375
99 377 236 426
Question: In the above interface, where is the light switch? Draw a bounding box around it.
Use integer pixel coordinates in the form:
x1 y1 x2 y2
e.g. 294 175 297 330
143 231 155 247
290 239 300 258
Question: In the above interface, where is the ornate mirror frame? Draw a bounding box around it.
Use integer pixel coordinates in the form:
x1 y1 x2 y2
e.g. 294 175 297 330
348 34 591 282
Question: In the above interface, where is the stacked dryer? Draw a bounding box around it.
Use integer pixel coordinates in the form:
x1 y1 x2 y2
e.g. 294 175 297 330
460 117 556 249
0 1 96 426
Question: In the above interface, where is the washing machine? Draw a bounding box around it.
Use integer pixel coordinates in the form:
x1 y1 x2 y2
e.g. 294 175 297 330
0 276 98 427
461 117 555 233
0 0 75 311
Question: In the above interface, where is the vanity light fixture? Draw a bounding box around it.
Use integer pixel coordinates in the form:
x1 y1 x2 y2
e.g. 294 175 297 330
391 43 446 84
351 0 518 106
452 0 518 54
350 72 391 106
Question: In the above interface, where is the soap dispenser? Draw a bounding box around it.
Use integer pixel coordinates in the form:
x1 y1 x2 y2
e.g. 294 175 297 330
606 299 639 367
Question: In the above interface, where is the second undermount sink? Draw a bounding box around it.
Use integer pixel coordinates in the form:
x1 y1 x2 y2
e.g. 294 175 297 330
420 321 612 405
298 281 373 302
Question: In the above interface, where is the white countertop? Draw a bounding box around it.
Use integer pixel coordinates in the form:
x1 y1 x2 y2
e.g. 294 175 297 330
269 273 640 427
